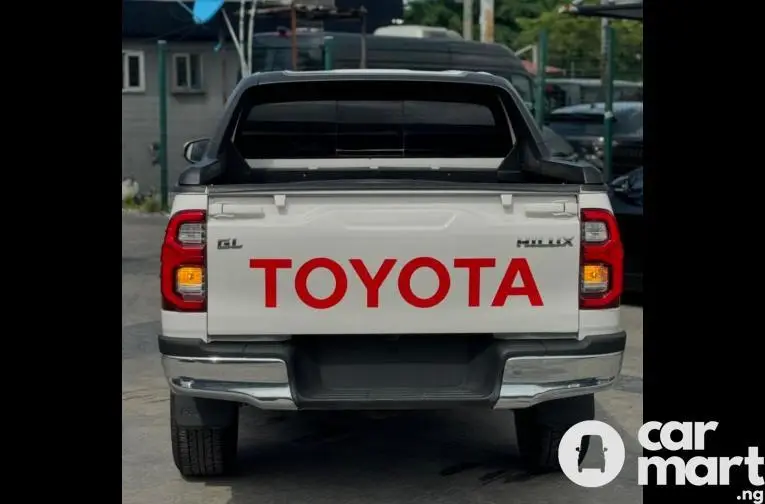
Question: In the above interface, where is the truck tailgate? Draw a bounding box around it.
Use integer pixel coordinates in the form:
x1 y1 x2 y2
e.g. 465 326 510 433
205 191 581 336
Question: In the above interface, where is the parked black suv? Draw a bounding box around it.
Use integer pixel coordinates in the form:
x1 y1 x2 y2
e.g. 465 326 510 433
543 118 643 293
610 167 643 293
546 102 642 180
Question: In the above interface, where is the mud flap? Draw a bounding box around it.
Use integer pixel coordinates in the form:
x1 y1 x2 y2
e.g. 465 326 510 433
171 394 239 429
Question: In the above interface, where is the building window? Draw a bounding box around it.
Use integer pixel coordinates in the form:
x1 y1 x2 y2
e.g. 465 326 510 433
122 50 145 92
173 53 203 92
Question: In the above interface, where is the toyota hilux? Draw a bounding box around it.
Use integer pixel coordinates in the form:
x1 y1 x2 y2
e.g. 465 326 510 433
160 69 626 477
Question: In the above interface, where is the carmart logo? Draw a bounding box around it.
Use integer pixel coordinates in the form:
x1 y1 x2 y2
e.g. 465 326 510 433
559 420 764 495
558 420 626 488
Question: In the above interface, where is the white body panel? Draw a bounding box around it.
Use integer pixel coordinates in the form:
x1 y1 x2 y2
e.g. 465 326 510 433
161 190 621 342
204 190 584 336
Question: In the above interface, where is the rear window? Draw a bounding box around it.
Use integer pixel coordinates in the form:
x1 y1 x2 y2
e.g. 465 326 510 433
547 114 605 137
545 84 643 108
547 108 642 137
234 81 513 159
615 87 642 102
251 46 323 72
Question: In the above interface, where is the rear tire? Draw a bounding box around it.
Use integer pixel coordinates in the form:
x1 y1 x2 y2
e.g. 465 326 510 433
514 394 595 474
170 395 239 477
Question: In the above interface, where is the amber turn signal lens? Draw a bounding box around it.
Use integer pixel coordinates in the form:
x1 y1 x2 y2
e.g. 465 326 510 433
581 264 609 293
176 266 204 295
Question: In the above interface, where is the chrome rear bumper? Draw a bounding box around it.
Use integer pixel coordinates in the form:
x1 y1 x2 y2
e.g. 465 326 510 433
494 352 623 408
163 356 297 410
162 350 623 411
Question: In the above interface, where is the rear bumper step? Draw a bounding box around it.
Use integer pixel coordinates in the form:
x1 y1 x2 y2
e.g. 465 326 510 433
160 332 625 411
162 356 296 411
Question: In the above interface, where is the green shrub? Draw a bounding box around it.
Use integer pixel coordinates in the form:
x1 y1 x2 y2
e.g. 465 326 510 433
122 196 139 209
122 194 162 213
140 197 162 213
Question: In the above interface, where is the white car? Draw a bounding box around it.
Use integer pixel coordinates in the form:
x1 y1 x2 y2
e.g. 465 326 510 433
159 69 626 477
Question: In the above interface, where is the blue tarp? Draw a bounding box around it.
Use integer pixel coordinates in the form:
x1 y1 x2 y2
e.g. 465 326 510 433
192 0 225 24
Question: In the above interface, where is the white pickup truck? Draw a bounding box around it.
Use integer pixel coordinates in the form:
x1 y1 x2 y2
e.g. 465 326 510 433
160 70 625 477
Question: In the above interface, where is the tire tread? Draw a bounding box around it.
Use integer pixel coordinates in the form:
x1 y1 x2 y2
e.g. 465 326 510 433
171 413 238 477
515 395 594 473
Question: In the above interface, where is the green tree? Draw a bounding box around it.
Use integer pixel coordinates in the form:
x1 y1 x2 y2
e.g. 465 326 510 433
404 0 563 48
515 10 642 79
495 0 563 46
612 20 643 81
403 0 643 80
403 0 463 33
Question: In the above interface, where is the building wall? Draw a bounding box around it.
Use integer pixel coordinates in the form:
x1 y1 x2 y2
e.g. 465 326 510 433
122 0 404 190
122 40 240 190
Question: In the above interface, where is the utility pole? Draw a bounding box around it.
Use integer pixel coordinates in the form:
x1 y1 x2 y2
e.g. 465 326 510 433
157 40 169 211
602 25 615 182
462 0 473 41
600 0 615 182
533 31 548 127
479 0 494 43
600 0 611 89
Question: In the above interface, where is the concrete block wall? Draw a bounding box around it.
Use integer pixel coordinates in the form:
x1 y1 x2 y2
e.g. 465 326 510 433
122 41 240 191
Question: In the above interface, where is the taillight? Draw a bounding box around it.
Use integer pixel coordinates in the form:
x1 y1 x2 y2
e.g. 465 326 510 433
580 208 623 309
161 210 206 312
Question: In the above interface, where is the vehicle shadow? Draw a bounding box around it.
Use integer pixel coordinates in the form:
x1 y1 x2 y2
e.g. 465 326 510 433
202 408 549 504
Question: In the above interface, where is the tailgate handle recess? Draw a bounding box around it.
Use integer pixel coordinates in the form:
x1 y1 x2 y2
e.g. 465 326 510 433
208 203 265 219
525 201 578 217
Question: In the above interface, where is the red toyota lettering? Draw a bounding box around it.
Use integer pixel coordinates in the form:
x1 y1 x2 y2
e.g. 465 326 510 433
490 258 543 307
397 257 451 308
294 257 348 310
454 257 497 307
349 258 397 308
249 258 292 308
250 256 542 308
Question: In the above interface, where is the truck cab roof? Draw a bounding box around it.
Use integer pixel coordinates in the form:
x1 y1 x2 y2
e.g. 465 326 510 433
239 69 513 87
181 70 604 187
